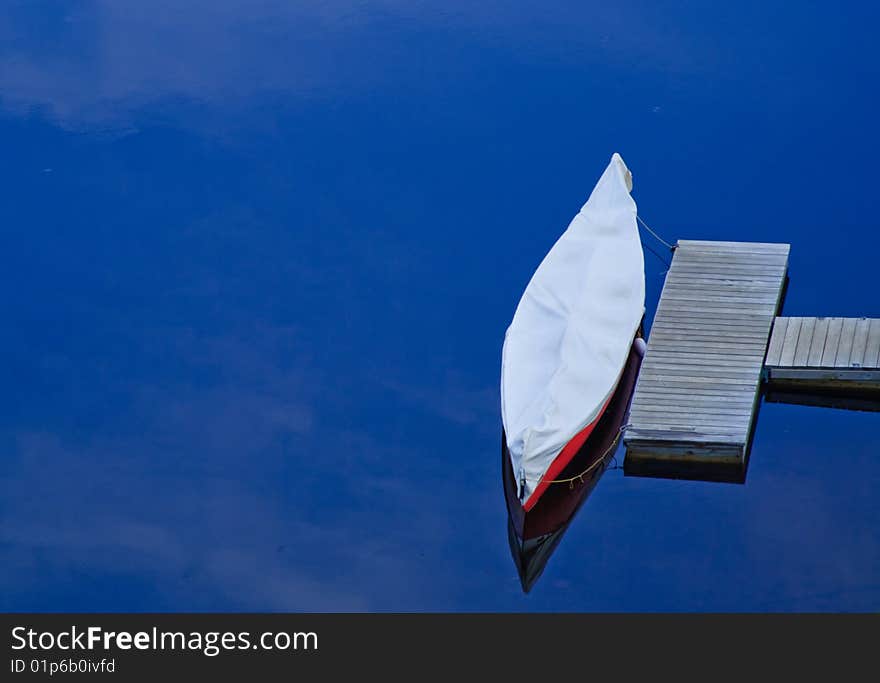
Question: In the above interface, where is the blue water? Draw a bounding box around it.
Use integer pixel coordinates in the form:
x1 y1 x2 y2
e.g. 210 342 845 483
1 1 878 611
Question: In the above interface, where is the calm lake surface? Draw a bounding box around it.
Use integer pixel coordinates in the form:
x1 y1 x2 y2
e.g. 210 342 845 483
2 2 878 611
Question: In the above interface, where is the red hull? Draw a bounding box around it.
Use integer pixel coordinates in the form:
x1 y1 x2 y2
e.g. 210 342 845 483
503 334 644 541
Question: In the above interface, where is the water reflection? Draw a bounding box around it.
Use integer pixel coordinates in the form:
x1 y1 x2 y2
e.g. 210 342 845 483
765 387 880 414
2 0 880 611
503 336 645 592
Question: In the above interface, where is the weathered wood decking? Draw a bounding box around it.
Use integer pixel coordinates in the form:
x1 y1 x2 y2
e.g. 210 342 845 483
763 317 880 410
623 239 790 482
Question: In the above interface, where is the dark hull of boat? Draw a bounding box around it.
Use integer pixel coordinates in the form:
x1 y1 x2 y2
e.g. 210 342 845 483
502 334 644 591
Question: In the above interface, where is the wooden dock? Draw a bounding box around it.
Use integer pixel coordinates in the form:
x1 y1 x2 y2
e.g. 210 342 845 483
623 239 790 482
763 316 880 411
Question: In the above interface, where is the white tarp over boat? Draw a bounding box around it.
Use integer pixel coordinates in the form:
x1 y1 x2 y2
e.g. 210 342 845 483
501 153 645 505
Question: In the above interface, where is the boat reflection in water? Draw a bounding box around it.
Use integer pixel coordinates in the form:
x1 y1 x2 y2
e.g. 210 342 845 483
502 334 645 592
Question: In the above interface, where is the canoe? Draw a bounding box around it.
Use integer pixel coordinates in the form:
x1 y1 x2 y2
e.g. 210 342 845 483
500 153 646 512
503 333 645 592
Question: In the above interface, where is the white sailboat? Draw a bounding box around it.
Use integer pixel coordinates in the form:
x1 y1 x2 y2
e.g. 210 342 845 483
501 153 646 511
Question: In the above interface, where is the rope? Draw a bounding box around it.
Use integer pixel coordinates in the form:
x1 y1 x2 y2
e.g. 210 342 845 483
529 424 629 490
642 240 672 269
637 215 675 251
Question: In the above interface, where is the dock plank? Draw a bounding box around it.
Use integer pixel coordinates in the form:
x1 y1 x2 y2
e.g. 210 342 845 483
866 319 880 369
821 318 843 367
764 318 787 367
835 318 857 367
779 317 802 367
851 318 870 367
793 317 815 367
807 317 830 367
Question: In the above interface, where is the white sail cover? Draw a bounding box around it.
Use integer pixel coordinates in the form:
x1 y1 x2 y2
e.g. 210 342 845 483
501 153 645 505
